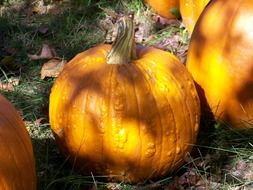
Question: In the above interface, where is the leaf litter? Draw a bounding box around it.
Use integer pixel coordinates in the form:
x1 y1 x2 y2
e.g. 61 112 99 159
40 58 66 79
28 43 58 60
28 43 66 79
0 77 19 91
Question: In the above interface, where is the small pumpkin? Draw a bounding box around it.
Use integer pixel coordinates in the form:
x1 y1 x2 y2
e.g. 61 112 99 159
145 0 180 19
186 0 253 128
180 0 210 34
49 15 200 183
0 95 36 190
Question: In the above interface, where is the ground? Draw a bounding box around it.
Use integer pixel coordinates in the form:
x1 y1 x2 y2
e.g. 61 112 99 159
1 0 253 189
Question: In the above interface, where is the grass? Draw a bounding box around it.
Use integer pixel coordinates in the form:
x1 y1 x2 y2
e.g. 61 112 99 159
1 0 253 190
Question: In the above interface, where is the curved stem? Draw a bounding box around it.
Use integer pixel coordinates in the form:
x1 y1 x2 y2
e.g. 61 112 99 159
107 14 136 64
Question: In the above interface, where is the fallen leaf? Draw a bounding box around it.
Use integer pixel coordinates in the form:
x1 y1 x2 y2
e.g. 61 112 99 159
25 0 45 16
0 83 15 91
40 58 66 79
47 5 61 15
236 160 247 171
34 117 47 127
105 183 124 190
24 0 62 16
135 12 155 43
152 15 174 27
98 7 119 44
28 43 58 60
0 77 19 91
151 14 181 30
38 25 49 34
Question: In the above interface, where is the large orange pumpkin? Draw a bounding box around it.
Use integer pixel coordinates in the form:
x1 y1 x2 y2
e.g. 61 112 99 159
180 0 210 34
186 0 253 128
0 95 36 189
49 15 200 183
145 0 179 19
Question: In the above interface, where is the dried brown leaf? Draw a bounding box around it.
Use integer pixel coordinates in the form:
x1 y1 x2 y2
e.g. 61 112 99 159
28 43 57 60
47 4 62 15
40 58 66 79
152 14 181 30
38 25 49 34
25 0 45 16
135 20 154 43
229 160 253 181
0 83 15 91
98 8 119 44
24 0 62 16
34 117 47 127
0 78 19 91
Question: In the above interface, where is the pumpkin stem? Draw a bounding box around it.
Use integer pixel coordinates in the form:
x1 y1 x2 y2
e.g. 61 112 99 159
107 14 136 64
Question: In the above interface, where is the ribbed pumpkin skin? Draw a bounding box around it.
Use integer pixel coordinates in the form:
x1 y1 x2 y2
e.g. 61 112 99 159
49 44 200 183
145 0 179 19
0 95 36 190
180 0 210 34
186 0 253 128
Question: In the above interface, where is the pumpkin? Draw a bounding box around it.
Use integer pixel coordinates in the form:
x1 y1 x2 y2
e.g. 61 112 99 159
186 0 253 128
0 95 36 189
145 0 180 19
179 0 210 34
49 15 200 183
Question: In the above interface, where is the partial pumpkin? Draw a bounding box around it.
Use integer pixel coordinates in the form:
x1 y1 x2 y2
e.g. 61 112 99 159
180 0 210 34
145 0 179 19
0 95 36 190
49 15 200 183
186 0 253 128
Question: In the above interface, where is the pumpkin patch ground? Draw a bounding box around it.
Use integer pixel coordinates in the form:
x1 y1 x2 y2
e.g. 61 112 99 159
1 0 253 189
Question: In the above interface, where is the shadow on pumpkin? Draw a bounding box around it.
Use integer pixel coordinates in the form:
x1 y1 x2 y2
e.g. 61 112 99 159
231 66 253 127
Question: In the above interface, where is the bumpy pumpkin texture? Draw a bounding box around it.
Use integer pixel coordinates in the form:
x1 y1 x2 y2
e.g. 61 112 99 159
145 0 179 19
49 15 200 183
180 0 210 34
186 0 253 128
0 95 36 190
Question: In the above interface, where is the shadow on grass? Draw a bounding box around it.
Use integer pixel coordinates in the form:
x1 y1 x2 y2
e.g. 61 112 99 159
0 0 117 117
32 136 94 190
0 2 105 58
